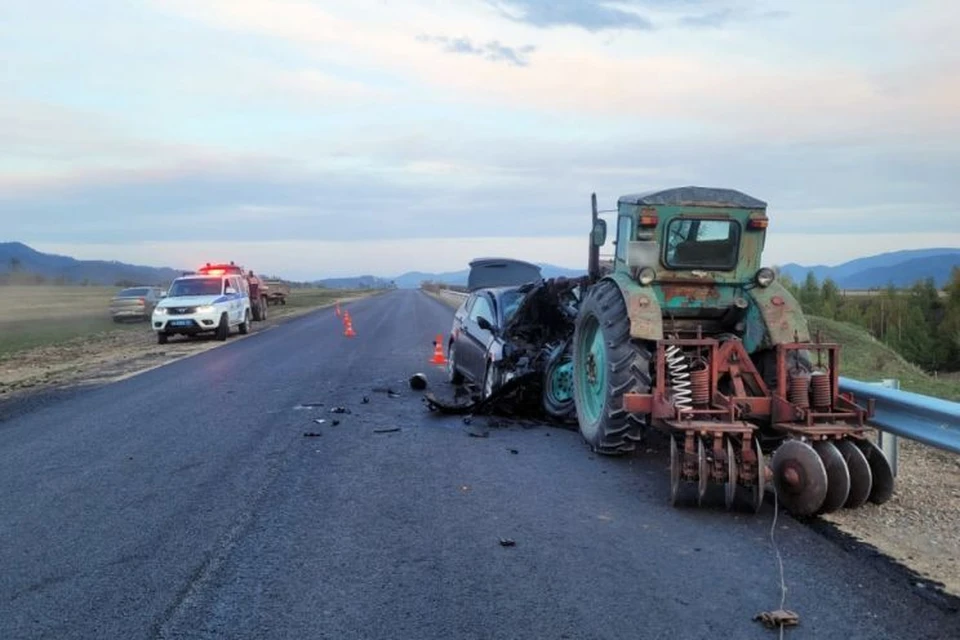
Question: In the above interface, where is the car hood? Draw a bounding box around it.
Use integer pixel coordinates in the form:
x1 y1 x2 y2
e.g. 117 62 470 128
157 295 222 308
467 258 542 291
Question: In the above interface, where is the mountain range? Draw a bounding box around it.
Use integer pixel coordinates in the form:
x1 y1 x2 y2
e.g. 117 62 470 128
2 242 957 290
777 248 960 289
0 242 183 285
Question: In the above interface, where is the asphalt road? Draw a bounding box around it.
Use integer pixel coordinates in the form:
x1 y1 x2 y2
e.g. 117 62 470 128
1 289 956 639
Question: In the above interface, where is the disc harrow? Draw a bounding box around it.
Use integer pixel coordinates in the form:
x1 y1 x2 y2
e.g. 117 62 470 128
625 334 895 516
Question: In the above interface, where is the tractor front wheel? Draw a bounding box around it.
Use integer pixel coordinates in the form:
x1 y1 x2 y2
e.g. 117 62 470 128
572 280 651 455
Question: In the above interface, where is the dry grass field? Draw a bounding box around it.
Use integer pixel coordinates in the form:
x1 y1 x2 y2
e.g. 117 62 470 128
0 285 379 395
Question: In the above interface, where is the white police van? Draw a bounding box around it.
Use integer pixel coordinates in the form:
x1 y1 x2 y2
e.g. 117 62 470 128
153 270 253 345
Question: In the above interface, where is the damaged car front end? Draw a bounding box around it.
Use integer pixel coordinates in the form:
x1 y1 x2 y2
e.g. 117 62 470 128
431 274 586 423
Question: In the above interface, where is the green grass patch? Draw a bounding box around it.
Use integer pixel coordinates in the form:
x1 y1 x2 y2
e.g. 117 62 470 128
808 316 960 401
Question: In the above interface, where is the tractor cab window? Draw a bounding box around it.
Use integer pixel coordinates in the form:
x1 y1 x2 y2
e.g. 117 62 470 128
664 218 740 270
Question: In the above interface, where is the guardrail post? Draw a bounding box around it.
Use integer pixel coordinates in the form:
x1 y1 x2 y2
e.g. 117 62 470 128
873 378 900 477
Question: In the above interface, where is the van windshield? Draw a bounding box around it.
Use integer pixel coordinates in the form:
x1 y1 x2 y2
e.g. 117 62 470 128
167 278 223 297
664 218 740 270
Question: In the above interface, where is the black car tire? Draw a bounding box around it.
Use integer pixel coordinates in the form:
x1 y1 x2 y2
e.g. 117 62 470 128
239 310 250 335
157 332 168 345
447 342 464 385
216 314 229 341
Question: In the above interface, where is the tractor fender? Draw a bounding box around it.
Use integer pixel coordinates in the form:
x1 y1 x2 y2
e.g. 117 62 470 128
601 272 664 341
744 281 810 348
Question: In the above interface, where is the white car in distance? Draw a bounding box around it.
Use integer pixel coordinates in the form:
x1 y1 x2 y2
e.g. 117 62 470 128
152 273 252 344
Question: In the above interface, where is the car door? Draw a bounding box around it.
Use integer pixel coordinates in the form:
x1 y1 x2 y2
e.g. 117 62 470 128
462 293 497 383
450 294 474 375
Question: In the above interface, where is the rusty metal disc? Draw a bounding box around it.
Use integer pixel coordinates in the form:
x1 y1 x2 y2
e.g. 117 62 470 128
813 440 850 514
855 439 895 505
669 437 682 506
751 437 765 514
725 437 738 510
771 440 828 516
697 438 709 506
835 439 872 509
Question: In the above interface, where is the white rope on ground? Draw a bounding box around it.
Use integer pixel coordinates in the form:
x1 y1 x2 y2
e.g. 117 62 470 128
771 490 787 640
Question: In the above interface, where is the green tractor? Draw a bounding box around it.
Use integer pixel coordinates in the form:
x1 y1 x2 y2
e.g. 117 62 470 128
572 186 894 515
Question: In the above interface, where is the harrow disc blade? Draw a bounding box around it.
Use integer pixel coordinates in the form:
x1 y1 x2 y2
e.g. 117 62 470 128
813 440 851 514
669 437 682 506
725 437 738 510
835 439 872 509
751 438 765 514
771 440 827 516
697 438 709 506
855 439 895 505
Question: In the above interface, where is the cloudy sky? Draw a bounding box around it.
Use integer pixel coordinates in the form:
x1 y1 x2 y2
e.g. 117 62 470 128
3 0 959 279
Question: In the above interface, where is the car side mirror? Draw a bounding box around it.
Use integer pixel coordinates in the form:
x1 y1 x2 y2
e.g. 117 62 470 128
477 316 496 333
591 218 607 246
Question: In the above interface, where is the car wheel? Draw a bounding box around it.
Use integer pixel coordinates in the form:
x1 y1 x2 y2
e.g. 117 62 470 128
216 314 229 341
239 310 250 335
543 346 577 422
157 332 168 345
447 342 464 385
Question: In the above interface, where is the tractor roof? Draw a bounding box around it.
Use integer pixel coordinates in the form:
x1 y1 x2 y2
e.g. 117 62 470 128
618 186 766 210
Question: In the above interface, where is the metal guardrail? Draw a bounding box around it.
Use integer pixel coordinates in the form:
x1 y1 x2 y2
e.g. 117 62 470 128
839 376 960 456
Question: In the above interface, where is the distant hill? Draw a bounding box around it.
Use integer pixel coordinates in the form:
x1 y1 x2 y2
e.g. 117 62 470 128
0 242 184 286
313 275 395 289
779 248 960 289
391 263 587 289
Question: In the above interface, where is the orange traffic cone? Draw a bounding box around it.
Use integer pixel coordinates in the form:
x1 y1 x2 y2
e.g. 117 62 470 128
431 334 447 365
344 315 356 337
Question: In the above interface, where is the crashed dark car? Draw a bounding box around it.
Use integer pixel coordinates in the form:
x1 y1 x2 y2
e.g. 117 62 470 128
441 258 585 422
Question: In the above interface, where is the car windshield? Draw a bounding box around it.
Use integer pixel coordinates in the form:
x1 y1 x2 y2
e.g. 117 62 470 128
167 278 223 297
500 290 526 323
117 288 149 297
664 218 740 270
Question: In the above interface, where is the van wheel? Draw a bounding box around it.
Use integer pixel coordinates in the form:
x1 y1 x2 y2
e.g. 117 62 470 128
216 314 229 341
239 310 250 335
157 332 168 345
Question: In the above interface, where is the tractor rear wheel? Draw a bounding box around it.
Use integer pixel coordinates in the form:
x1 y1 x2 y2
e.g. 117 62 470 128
572 280 651 455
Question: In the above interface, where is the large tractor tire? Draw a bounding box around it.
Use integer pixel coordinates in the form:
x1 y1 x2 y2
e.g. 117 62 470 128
572 280 651 455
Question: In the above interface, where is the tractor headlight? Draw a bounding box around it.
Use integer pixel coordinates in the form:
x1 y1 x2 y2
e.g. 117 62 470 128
638 267 656 286
755 268 776 287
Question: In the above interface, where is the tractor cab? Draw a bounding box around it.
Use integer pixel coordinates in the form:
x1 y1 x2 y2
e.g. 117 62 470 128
589 186 785 348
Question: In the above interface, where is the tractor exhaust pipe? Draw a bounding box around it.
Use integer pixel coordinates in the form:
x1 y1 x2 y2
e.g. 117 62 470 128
588 192 600 281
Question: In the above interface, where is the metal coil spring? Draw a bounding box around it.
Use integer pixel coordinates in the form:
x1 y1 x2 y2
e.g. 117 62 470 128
665 345 693 412
690 365 710 406
788 371 811 408
810 372 831 409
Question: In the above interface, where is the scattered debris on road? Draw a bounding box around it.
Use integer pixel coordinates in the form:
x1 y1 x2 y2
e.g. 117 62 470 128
303 432 322 438
314 419 326 425
409 373 428 390
294 402 325 410
467 425 490 438
753 609 799 630
499 538 516 547
362 396 370 404
330 406 351 414
373 427 401 434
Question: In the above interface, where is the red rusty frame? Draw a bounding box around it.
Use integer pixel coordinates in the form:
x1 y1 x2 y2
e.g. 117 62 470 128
623 336 874 441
